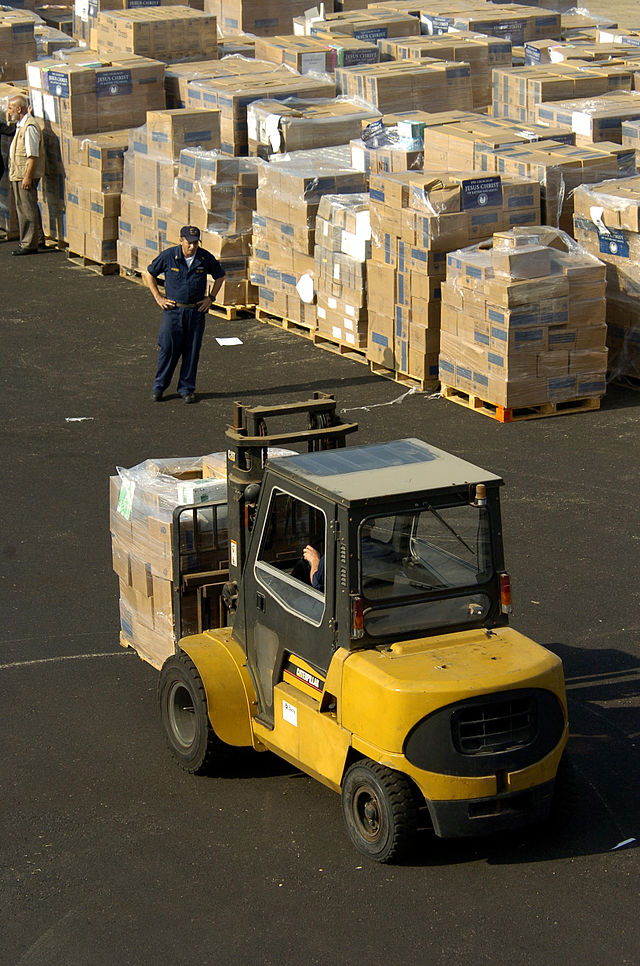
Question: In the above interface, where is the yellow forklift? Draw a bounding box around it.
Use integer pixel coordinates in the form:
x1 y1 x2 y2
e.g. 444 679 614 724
157 394 570 862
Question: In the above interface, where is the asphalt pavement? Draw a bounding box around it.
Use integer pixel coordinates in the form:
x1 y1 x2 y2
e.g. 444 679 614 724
1 243 639 966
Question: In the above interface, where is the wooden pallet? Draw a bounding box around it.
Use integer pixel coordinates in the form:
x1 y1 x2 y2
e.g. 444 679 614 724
119 265 146 286
369 361 438 392
310 331 368 366
255 306 315 337
208 301 255 321
67 251 119 275
440 384 601 422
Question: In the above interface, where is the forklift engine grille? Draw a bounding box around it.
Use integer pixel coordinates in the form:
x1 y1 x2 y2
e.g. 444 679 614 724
453 696 537 755
404 688 563 777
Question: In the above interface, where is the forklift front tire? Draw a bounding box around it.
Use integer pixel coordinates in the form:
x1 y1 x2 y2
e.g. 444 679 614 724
341 760 418 863
158 652 222 775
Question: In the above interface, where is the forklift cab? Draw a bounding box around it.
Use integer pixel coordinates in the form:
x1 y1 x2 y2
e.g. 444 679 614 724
234 438 507 727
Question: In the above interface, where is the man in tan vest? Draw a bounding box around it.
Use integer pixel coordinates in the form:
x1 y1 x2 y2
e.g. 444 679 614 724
7 95 45 255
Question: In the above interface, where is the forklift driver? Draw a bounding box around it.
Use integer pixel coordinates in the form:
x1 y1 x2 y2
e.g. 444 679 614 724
303 544 324 590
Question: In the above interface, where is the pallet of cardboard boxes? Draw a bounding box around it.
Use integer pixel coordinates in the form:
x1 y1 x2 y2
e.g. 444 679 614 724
251 158 365 329
439 227 608 417
366 169 542 389
315 192 370 350
110 453 229 669
247 96 379 159
573 176 640 384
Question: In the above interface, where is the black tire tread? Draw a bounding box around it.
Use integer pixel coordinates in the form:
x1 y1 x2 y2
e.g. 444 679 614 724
342 760 418 864
158 651 221 776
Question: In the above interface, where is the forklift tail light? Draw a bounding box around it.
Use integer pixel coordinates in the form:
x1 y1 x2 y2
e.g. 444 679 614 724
500 573 512 614
351 596 365 639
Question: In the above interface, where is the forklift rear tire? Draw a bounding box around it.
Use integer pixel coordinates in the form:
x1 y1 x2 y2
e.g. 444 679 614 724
158 652 222 775
341 760 418 863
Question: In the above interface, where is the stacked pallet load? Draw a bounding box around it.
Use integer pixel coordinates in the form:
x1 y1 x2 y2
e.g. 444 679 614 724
423 115 575 171
252 33 379 72
0 9 37 81
573 177 640 383
298 8 419 41
35 24 77 57
165 57 274 110
534 91 640 146
377 32 512 111
251 158 365 329
622 119 640 166
96 7 218 63
185 63 335 156
400 1 562 42
110 454 229 669
248 96 379 159
350 110 481 183
117 108 221 274
64 129 129 266
366 170 542 389
491 62 634 125
26 53 166 250
170 148 260 308
335 58 474 114
73 0 202 51
314 193 370 350
475 140 636 233
439 227 608 416
206 0 333 38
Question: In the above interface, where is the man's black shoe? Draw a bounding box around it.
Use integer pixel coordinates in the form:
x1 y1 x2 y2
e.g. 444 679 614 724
151 390 163 402
12 247 37 256
182 393 196 404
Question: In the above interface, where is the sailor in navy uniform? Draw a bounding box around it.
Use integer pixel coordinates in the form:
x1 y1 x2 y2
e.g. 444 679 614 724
145 225 225 404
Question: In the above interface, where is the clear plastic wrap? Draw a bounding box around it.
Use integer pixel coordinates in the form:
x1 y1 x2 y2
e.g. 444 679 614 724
573 177 640 383
314 193 371 347
247 95 380 158
110 449 293 667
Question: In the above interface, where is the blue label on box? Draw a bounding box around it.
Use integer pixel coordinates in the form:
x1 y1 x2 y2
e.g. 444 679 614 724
372 332 389 348
96 70 132 97
461 176 502 210
598 228 630 258
354 26 388 41
47 71 70 98
427 15 452 33
439 359 454 376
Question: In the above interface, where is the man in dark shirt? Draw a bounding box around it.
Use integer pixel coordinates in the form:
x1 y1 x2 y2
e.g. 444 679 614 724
145 225 225 404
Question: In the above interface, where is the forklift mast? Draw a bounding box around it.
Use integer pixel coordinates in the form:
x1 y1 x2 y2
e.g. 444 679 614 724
224 394 358 596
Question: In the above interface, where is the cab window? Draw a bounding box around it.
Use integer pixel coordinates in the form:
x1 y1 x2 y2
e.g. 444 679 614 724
255 489 326 625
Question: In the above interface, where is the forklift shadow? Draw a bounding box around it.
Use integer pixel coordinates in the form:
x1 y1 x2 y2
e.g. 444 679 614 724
213 746 303 782
403 641 640 868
